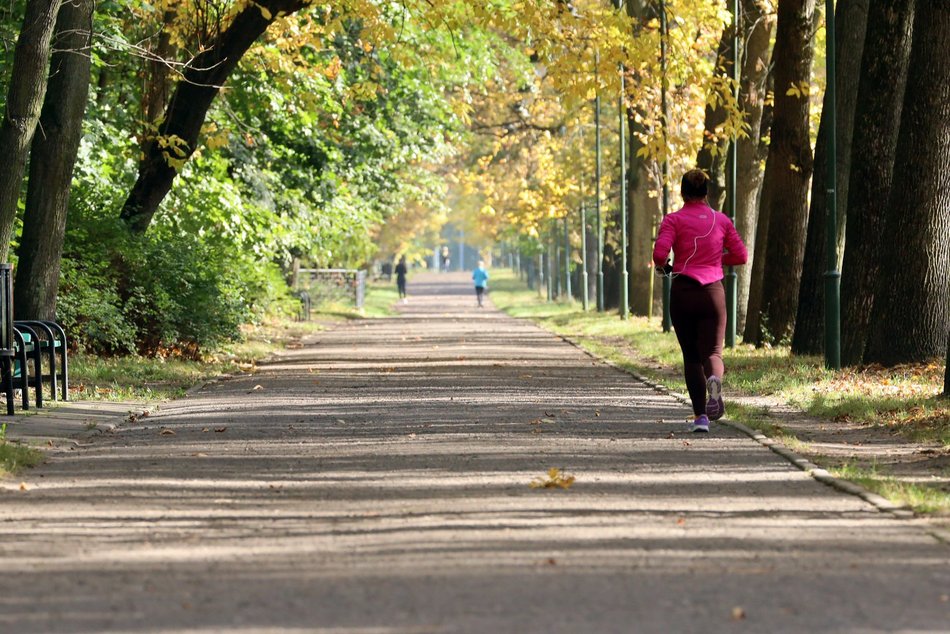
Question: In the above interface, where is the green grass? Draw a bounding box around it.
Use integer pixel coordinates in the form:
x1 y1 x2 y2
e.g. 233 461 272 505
0 425 43 476
361 280 400 317
491 268 950 513
831 463 950 515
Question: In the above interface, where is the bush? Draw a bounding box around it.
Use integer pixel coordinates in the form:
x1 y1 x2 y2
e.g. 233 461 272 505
57 215 295 358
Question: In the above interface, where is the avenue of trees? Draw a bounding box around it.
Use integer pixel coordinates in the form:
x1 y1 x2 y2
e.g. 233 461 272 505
0 1 946 388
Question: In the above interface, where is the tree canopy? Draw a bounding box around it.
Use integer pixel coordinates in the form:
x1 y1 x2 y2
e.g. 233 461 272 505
0 0 946 370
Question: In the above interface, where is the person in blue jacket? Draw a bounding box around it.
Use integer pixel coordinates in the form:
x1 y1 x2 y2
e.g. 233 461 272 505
472 261 489 307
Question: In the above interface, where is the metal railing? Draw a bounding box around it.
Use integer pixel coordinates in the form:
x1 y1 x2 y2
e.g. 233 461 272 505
297 269 366 313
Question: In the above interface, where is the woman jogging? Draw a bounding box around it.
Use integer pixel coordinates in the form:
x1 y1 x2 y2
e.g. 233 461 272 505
652 169 748 433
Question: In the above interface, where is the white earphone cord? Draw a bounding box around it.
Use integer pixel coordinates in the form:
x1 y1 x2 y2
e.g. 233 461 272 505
657 210 718 279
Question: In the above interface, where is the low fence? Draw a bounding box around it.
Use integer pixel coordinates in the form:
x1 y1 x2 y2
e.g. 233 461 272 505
296 269 366 315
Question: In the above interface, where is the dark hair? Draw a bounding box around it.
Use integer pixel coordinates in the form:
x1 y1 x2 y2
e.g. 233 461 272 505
681 169 709 201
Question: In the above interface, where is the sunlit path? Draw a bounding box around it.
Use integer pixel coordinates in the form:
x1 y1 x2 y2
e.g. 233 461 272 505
1 272 947 633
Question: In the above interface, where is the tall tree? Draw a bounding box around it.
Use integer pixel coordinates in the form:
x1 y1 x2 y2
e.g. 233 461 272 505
118 0 310 233
14 0 94 319
734 0 774 330
835 0 915 365
694 19 734 211
791 0 870 356
744 0 816 345
628 112 661 316
864 1 950 366
945 328 950 397
0 0 63 260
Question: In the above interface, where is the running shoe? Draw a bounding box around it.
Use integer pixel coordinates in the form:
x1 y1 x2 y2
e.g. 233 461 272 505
688 415 710 433
705 375 725 420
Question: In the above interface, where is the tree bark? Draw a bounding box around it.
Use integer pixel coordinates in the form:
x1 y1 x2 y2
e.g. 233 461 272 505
836 0 915 365
143 10 178 126
119 0 310 233
864 2 950 366
747 0 817 346
14 0 94 320
628 110 661 316
0 0 63 261
945 327 950 397
735 0 774 332
695 20 734 211
791 0 870 356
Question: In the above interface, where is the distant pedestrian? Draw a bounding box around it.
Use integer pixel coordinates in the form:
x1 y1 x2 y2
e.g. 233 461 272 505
652 169 748 433
440 246 451 273
472 260 489 307
395 256 408 303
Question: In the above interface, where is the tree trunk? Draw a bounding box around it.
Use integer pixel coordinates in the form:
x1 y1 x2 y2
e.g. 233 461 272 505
735 0 774 332
791 0 870 356
864 2 950 366
119 0 309 233
628 110 661 316
14 0 94 320
0 0 63 261
944 327 950 397
836 0 916 365
748 0 817 346
695 20 734 211
144 10 178 126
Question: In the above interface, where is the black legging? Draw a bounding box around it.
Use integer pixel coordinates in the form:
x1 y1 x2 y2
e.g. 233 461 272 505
669 276 725 416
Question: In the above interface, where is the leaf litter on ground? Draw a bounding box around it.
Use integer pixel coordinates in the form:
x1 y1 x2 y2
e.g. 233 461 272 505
529 468 576 490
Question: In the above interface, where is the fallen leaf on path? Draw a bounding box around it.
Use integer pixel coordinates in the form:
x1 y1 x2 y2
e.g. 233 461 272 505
594 410 601 417
19 482 27 491
192 453 208 458
676 517 686 526
539 418 556 424
250 384 264 391
336 419 346 425
731 607 746 621
529 468 575 490
545 558 557 566
160 429 176 436
201 428 210 433
214 427 227 433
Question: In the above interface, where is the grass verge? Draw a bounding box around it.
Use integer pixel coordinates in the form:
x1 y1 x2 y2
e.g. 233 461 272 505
490 269 950 515
0 425 43 476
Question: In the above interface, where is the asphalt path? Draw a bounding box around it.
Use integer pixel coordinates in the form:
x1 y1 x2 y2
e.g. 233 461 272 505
1 272 948 633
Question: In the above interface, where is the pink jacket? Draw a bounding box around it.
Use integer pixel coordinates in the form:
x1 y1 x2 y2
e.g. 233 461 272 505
652 200 748 285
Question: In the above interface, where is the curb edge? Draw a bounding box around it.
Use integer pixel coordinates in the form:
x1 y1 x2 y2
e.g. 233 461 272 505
551 330 917 521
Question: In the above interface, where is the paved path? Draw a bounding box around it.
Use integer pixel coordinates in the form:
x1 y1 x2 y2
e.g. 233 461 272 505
1 273 948 633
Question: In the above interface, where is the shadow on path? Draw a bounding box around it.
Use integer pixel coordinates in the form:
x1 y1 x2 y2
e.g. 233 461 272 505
1 273 947 633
